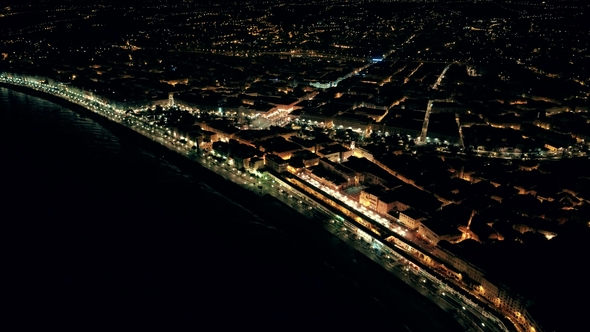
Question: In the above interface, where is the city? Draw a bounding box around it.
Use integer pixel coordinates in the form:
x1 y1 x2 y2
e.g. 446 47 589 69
1 1 590 331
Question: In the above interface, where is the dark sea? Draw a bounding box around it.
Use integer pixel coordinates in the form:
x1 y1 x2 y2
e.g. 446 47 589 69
1 86 463 331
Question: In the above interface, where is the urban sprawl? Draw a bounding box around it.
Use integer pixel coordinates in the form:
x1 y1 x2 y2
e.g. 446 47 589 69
2 1 590 332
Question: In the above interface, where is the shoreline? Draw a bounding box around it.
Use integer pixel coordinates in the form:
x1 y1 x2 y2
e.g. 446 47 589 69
0 82 464 331
0 82 264 214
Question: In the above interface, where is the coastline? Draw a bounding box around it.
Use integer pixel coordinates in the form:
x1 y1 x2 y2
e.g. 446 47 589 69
0 82 464 331
0 82 264 216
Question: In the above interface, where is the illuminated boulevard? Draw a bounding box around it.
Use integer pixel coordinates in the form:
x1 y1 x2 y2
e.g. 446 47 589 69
0 73 520 332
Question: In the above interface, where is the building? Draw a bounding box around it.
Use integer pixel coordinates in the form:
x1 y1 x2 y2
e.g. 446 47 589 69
332 114 373 134
417 221 440 244
397 208 427 230
359 186 397 215
352 146 374 161
434 241 486 284
305 162 353 191
198 120 241 142
259 136 302 160
298 106 337 128
211 140 260 170
200 130 218 143
342 156 405 189
292 150 321 168
248 157 265 171
290 136 320 153
317 144 353 163
265 153 289 173
352 107 389 122
319 158 358 187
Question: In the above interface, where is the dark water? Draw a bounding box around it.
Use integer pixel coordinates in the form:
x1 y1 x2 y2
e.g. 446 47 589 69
1 87 462 331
